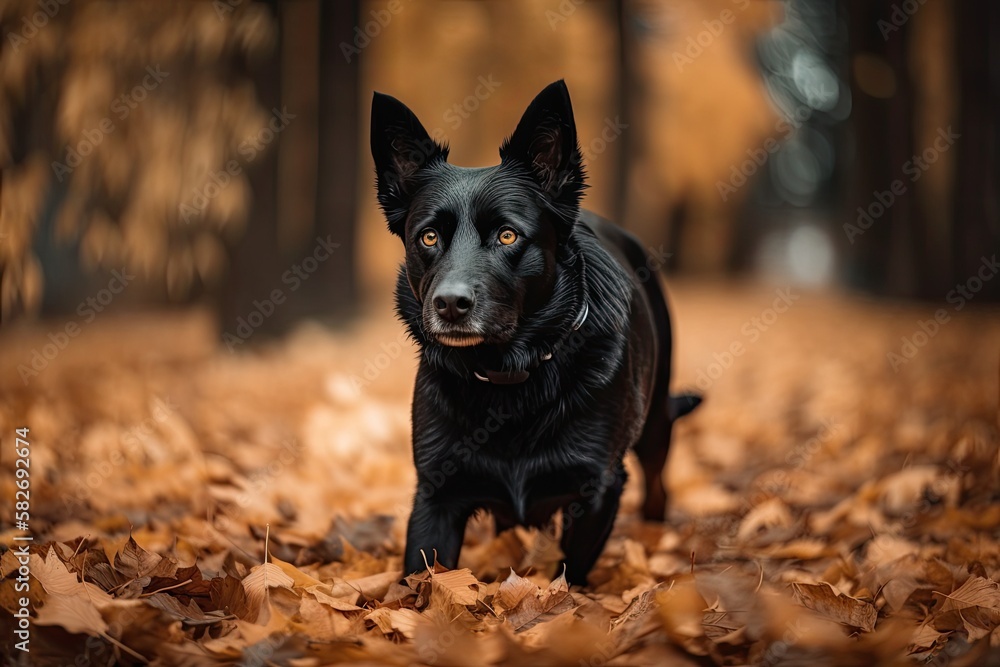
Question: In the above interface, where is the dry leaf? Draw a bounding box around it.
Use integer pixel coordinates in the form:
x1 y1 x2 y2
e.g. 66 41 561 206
656 575 710 656
495 569 537 612
504 571 575 631
935 576 1000 639
791 582 877 632
429 567 480 606
242 562 294 622
270 554 324 588
366 607 423 639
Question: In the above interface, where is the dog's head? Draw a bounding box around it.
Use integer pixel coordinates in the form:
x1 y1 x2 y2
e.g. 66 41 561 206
370 80 585 348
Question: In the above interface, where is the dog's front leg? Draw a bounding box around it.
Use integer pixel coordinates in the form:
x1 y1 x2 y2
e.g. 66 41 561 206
403 492 470 575
560 465 626 585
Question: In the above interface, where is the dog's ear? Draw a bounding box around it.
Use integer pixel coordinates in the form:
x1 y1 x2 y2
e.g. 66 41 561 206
500 80 585 225
371 92 449 236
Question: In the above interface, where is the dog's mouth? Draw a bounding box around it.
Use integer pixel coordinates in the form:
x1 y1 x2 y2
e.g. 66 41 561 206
433 333 486 347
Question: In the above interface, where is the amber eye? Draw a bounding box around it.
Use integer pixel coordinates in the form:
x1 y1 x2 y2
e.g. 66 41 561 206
498 229 518 245
421 229 438 247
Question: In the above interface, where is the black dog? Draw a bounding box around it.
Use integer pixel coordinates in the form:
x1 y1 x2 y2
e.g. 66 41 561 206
370 80 700 585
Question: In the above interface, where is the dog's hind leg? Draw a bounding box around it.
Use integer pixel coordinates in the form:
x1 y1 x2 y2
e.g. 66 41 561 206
633 391 703 521
633 395 673 522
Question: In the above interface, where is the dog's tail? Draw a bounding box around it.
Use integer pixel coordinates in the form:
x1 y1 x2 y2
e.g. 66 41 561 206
668 392 702 421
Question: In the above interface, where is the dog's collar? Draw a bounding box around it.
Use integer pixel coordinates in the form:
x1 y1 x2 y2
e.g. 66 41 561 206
472 301 589 385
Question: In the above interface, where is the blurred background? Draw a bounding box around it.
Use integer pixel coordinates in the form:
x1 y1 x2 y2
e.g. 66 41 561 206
1 0 997 333
2 4 1000 660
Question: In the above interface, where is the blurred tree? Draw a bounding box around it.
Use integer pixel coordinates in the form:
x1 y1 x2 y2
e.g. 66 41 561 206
222 0 361 339
844 0 999 300
0 0 275 320
0 0 363 334
952 0 1000 301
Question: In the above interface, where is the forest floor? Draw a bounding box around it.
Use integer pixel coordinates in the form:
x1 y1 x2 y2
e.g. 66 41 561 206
1 281 999 666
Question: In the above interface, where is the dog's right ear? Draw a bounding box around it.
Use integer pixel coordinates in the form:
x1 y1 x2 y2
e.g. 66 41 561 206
371 92 449 236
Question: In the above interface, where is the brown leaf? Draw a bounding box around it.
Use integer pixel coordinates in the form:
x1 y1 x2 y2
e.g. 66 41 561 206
495 569 537 613
242 562 295 621
365 607 423 639
146 565 212 598
30 548 89 598
297 595 355 640
791 582 877 632
736 498 794 542
270 554 324 588
114 536 178 581
30 547 119 636
430 567 480 606
934 576 1000 639
330 570 400 601
937 576 1000 614
910 622 947 653
34 594 109 636
504 571 575 631
307 584 363 612
656 575 710 656
144 592 208 621
210 575 253 621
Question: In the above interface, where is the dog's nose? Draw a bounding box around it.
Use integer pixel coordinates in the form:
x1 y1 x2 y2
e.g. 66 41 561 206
433 284 475 323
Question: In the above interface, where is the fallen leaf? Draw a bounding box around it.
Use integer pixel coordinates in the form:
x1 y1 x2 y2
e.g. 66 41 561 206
366 607 423 639
656 575 710 656
144 592 208 621
307 584 363 611
430 567 480 606
34 594 109 635
114 535 178 581
504 571 575 631
791 582 877 632
270 554 324 588
495 569 537 613
242 561 295 620
934 576 1000 639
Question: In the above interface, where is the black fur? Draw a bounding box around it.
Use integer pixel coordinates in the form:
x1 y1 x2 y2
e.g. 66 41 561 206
370 80 700 585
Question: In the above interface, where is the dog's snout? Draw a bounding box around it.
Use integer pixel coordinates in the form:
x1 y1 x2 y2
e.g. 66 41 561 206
432 284 475 323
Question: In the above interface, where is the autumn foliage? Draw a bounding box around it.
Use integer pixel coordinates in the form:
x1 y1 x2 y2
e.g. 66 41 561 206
0 284 998 665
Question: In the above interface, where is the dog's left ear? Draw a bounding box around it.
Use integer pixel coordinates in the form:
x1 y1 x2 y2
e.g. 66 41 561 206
500 80 585 224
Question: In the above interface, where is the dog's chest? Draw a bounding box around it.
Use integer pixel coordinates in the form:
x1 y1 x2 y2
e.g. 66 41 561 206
459 446 606 525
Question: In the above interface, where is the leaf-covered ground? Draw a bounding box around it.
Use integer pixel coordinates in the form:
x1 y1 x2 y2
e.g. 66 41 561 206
1 282 999 666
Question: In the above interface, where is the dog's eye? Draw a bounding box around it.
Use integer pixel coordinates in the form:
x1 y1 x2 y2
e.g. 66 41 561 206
421 229 438 247
498 229 518 246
